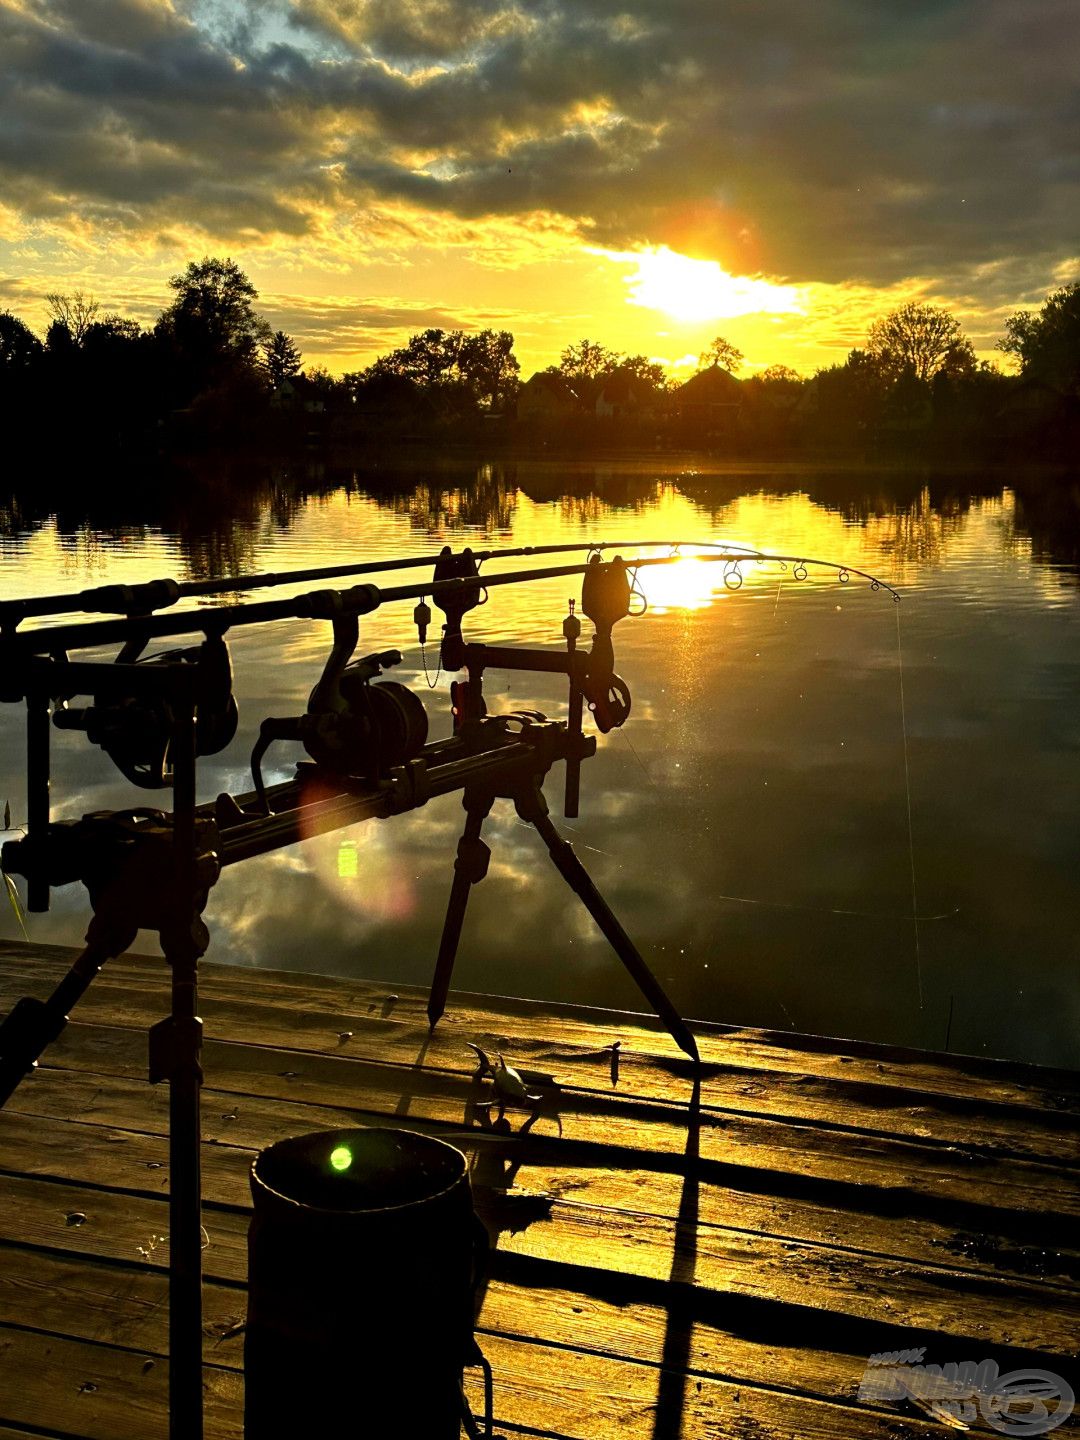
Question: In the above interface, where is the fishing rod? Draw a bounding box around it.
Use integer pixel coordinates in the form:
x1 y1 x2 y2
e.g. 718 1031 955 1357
0 546 899 675
0 536 894 628
0 537 900 1440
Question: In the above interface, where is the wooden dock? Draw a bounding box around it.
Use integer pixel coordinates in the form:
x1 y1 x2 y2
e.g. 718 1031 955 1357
0 938 1078 1437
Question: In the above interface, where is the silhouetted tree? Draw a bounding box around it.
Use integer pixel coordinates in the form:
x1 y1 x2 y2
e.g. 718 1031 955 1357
45 291 99 346
558 338 620 381
262 330 303 387
866 302 971 382
157 257 270 380
698 336 744 374
94 315 143 342
810 349 889 446
457 329 519 409
368 329 463 388
618 354 670 391
302 365 339 400
758 364 801 384
44 319 78 356
999 283 1080 395
0 312 43 372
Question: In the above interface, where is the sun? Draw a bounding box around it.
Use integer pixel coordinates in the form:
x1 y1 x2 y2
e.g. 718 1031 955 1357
604 245 804 324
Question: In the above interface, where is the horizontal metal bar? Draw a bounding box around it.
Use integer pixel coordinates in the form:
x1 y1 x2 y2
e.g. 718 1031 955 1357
30 656 199 701
217 741 540 865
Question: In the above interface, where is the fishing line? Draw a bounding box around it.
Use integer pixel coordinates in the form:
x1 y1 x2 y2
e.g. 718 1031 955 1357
895 597 924 1008
711 890 957 924
619 727 657 790
510 814 610 857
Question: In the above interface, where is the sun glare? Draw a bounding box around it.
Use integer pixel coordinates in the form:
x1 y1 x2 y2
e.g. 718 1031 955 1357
638 557 719 613
605 246 803 324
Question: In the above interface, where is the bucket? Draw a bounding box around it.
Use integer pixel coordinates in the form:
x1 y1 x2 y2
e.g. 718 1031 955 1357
244 1126 486 1437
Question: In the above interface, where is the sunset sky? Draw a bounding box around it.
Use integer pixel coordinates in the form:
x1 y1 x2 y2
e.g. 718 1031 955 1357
0 0 1076 378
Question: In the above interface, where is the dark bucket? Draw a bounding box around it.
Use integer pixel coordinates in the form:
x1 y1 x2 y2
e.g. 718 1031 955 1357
244 1126 483 1437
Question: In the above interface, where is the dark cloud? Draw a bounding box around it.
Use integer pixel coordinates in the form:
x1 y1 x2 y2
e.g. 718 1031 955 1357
0 0 1076 296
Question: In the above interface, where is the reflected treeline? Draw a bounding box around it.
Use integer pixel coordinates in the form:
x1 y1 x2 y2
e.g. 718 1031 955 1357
349 456 667 528
1007 475 1080 571
1 454 1077 583
0 455 340 580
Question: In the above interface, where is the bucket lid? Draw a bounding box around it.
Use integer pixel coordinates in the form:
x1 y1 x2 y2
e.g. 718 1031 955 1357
251 1127 468 1216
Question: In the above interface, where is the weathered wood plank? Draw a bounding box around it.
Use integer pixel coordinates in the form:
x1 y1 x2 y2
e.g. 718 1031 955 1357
3 961 1075 1168
0 1427 73 1439
468 1332 956 1440
1 1150 1077 1359
4 1102 1079 1296
0 1245 898 1413
4 941 1077 1114
8 1236 1065 1434
0 1314 964 1440
23 1018 1080 1229
0 1250 241 1361
0 1327 243 1440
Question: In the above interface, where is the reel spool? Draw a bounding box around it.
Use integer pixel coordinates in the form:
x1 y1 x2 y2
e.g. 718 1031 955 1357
52 634 238 789
251 621 428 808
304 657 428 774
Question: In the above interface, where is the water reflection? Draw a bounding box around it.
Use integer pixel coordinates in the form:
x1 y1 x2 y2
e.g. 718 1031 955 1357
1 458 1078 1068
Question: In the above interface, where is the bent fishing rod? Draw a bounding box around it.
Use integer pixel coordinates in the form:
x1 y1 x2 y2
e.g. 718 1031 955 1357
0 537 897 629
0 545 899 679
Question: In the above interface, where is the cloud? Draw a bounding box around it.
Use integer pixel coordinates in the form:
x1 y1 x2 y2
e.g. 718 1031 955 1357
257 289 523 355
0 0 1076 311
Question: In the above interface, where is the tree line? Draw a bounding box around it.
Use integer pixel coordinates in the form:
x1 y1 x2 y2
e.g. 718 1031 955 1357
1 257 1077 459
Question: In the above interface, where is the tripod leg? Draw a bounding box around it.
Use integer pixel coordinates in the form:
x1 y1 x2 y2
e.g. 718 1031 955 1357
0 915 136 1108
155 698 206 1440
150 925 206 1440
526 804 700 1064
428 790 494 1029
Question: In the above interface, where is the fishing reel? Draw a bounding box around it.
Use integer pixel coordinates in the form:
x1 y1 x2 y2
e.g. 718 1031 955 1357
51 633 238 789
251 617 428 809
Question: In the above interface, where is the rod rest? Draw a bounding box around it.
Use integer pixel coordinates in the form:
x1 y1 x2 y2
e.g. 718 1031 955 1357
2 810 220 926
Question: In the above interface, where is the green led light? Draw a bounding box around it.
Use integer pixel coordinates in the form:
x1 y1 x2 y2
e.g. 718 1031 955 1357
329 1145 353 1172
338 841 359 879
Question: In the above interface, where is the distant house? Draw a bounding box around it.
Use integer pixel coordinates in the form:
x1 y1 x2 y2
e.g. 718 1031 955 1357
270 376 326 414
517 371 584 421
595 373 655 420
674 365 742 431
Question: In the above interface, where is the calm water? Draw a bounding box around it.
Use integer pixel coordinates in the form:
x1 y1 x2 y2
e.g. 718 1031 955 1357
2 459 1078 1069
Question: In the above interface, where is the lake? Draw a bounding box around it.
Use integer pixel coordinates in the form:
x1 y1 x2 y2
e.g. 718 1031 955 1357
2 457 1078 1069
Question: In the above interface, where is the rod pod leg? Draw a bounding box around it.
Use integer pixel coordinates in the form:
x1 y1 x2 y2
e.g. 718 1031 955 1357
518 785 700 1065
159 694 206 1440
428 789 495 1029
0 914 136 1108
151 918 208 1440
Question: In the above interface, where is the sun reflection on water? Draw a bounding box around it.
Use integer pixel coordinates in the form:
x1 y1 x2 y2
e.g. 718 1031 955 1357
636 556 722 613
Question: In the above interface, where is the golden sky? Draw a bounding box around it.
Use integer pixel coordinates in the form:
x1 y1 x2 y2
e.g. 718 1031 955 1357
1 0 1076 378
